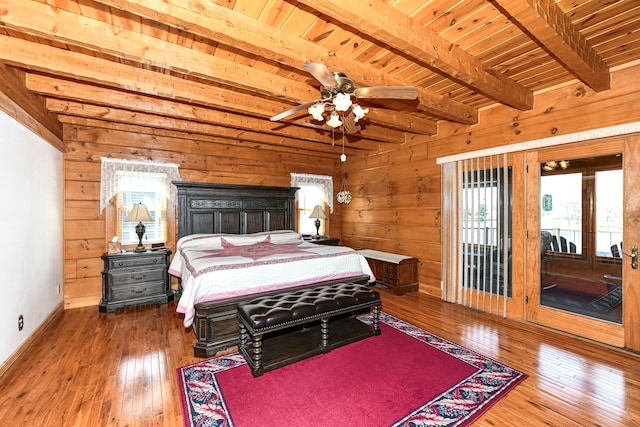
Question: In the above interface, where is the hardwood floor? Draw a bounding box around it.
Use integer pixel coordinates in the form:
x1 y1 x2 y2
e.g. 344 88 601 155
1 289 639 426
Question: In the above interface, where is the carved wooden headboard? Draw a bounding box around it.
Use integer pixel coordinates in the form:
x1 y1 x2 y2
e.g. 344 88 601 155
173 181 298 238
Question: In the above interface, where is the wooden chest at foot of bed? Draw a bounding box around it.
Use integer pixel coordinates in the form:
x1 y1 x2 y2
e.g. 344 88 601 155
238 283 381 377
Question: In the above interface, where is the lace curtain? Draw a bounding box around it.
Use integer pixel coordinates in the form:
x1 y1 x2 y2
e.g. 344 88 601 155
290 173 334 213
100 158 181 212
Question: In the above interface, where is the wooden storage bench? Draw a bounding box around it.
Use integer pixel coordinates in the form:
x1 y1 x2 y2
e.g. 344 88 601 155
237 283 381 377
357 249 419 295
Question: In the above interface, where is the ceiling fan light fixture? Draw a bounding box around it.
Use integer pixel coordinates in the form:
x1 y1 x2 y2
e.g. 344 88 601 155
326 111 342 128
333 93 352 112
352 103 369 122
308 103 325 121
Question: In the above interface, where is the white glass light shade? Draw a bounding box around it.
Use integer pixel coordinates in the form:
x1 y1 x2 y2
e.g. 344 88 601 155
333 93 352 112
352 104 369 122
308 103 325 121
326 111 342 128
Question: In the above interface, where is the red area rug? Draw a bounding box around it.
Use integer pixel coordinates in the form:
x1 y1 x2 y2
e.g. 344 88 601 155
176 312 526 427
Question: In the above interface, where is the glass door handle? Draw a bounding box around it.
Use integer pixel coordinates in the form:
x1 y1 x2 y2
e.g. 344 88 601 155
622 246 638 269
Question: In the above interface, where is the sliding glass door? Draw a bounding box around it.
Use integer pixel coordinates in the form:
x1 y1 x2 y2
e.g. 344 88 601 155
539 154 622 324
525 137 640 348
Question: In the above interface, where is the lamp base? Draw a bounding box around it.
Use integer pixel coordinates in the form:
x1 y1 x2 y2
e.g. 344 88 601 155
134 221 147 252
313 218 321 241
312 234 322 240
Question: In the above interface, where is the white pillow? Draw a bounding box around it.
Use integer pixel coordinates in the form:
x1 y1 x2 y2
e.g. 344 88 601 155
176 230 302 251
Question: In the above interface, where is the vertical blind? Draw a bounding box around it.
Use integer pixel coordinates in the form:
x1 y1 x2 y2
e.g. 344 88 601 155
442 153 511 317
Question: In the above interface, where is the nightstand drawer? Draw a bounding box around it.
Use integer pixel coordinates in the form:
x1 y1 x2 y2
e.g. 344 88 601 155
110 281 166 301
108 254 165 269
109 268 166 287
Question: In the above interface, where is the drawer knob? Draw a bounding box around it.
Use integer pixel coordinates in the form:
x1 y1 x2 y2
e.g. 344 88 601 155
132 275 145 281
118 262 124 267
132 288 147 294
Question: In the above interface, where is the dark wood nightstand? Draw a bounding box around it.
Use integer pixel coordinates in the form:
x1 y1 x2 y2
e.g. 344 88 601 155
309 237 340 246
99 249 174 313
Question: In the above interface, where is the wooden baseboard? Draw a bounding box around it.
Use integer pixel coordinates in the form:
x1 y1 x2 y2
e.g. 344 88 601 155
64 294 100 310
0 303 64 384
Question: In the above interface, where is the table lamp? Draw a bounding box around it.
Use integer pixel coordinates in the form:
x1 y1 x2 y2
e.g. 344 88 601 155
125 203 154 252
309 205 326 239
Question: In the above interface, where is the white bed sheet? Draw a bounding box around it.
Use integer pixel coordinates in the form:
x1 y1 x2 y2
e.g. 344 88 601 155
169 232 375 327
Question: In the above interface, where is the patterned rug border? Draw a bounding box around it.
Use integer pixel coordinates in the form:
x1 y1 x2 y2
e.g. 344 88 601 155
176 312 527 427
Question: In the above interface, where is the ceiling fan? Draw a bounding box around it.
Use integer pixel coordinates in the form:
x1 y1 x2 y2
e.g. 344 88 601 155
270 63 419 134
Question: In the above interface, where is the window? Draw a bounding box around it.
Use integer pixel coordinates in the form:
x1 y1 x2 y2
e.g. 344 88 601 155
441 155 512 315
290 173 333 236
539 155 622 258
117 171 166 244
460 165 513 297
595 169 623 256
101 158 180 249
540 173 583 254
296 184 327 235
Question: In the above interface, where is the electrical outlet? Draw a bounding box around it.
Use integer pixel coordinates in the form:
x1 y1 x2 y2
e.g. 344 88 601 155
18 315 24 331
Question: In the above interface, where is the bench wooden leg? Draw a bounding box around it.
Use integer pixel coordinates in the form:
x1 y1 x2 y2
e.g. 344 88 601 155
251 334 264 377
372 305 381 335
239 321 248 352
320 318 329 353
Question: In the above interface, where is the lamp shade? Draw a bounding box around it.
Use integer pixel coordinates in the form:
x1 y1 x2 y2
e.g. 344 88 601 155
309 205 326 219
125 203 154 222
326 111 342 128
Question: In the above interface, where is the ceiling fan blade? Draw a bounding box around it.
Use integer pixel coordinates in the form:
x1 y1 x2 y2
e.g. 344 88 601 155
353 86 419 100
304 63 339 88
342 111 361 134
270 100 319 122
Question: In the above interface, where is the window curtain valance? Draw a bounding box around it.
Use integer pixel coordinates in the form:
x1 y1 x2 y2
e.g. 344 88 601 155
290 173 334 213
100 158 181 212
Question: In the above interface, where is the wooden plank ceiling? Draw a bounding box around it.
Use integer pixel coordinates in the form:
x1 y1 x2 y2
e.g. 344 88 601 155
0 0 638 157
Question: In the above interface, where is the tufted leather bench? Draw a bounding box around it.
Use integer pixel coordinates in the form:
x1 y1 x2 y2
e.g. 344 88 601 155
238 282 381 377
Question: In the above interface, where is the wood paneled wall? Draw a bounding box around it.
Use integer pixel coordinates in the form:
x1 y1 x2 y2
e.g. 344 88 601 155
63 64 640 308
342 64 640 297
63 121 342 309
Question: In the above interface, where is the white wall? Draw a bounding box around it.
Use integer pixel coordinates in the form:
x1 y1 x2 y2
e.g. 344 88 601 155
0 111 63 367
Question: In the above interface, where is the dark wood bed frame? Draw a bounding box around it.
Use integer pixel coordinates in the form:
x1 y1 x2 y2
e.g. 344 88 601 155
173 181 370 358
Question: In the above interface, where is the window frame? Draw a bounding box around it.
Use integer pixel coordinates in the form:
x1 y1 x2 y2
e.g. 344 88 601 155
295 184 330 236
101 159 178 253
290 173 334 237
